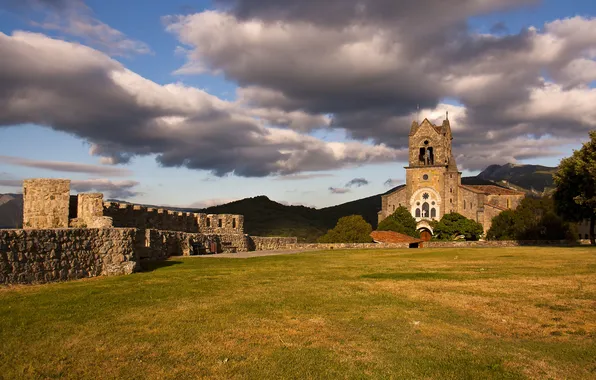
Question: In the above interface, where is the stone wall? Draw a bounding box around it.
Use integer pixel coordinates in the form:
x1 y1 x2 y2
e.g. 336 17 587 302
23 179 70 229
0 228 139 285
297 242 411 250
424 240 581 248
102 203 244 234
248 236 299 251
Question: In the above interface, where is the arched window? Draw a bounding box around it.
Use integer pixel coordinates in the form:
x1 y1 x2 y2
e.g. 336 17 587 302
206 218 211 227
464 200 466 209
393 205 395 211
422 202 430 218
415 208 421 218
507 199 511 208
431 208 436 218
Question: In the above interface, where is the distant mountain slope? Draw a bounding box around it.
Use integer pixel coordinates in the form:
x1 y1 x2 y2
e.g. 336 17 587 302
477 163 556 193
0 194 23 229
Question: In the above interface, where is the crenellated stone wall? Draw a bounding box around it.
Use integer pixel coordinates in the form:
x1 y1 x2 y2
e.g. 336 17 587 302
102 203 244 234
23 179 70 229
0 228 139 285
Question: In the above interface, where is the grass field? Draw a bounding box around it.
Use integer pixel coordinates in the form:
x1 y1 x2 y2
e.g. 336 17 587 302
1 247 595 379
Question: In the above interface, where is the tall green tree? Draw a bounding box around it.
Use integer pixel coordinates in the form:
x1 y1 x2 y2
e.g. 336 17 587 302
377 206 419 238
553 130 596 245
318 215 373 243
431 212 484 241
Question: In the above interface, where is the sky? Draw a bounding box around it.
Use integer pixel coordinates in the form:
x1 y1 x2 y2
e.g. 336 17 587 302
0 0 594 208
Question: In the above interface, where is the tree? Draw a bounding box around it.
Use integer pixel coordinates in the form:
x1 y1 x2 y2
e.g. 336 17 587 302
431 212 484 241
318 215 373 243
377 206 419 238
553 130 596 245
488 196 577 241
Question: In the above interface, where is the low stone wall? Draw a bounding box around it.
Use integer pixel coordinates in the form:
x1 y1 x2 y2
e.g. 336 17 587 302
423 240 582 248
296 242 410 250
0 228 139 285
248 236 299 251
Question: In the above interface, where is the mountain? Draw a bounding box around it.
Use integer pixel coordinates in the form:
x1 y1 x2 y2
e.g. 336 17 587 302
0 163 558 238
477 163 556 193
0 194 23 229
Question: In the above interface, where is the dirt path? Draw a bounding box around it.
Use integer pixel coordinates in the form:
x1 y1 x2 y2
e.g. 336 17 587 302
186 248 322 259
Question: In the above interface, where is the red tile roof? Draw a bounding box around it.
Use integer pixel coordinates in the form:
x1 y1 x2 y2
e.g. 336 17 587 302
370 231 423 244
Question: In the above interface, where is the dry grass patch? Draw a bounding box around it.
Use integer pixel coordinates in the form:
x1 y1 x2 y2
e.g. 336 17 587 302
1 246 595 379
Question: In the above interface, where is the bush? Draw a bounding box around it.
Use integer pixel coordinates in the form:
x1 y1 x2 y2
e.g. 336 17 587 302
487 196 577 241
318 215 373 243
431 212 484 241
377 206 419 238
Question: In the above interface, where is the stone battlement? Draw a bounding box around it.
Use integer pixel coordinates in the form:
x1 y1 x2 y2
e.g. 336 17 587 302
21 178 244 234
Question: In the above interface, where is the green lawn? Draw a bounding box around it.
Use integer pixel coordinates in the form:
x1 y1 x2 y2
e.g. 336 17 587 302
1 247 595 379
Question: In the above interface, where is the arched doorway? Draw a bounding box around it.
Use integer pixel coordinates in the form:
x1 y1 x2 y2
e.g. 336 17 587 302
419 228 432 242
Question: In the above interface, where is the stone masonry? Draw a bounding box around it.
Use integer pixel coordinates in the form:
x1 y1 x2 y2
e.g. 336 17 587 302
23 179 70 229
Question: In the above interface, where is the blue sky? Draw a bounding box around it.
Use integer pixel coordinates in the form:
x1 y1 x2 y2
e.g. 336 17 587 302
0 0 595 208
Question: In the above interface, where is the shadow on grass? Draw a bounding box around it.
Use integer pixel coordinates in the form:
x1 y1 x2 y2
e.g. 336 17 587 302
361 272 458 280
139 260 184 272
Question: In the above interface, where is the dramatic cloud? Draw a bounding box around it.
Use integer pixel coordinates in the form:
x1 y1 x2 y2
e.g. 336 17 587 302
1 0 151 56
0 155 132 176
0 31 400 177
329 187 350 194
345 178 369 188
384 178 403 187
167 3 596 170
70 179 140 199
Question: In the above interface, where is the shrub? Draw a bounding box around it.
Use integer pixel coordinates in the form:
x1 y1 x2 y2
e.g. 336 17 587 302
318 215 373 243
377 206 419 238
431 212 484 241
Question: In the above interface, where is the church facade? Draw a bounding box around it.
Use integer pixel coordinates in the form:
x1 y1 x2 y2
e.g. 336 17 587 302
378 116 525 240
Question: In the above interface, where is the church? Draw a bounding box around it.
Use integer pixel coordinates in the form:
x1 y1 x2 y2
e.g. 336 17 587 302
378 115 525 241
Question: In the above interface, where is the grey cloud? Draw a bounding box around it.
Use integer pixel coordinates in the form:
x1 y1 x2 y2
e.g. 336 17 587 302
0 155 132 176
345 178 369 187
1 0 151 56
0 32 398 177
168 5 596 168
384 178 403 187
70 179 140 199
0 179 24 187
329 187 350 194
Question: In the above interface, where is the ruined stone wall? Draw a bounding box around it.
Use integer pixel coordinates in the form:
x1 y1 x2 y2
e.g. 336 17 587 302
103 203 200 232
102 203 244 234
70 193 113 228
23 179 70 229
197 214 244 234
0 228 139 285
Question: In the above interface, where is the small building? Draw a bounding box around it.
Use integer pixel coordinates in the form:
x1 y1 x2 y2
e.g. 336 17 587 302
370 230 424 248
